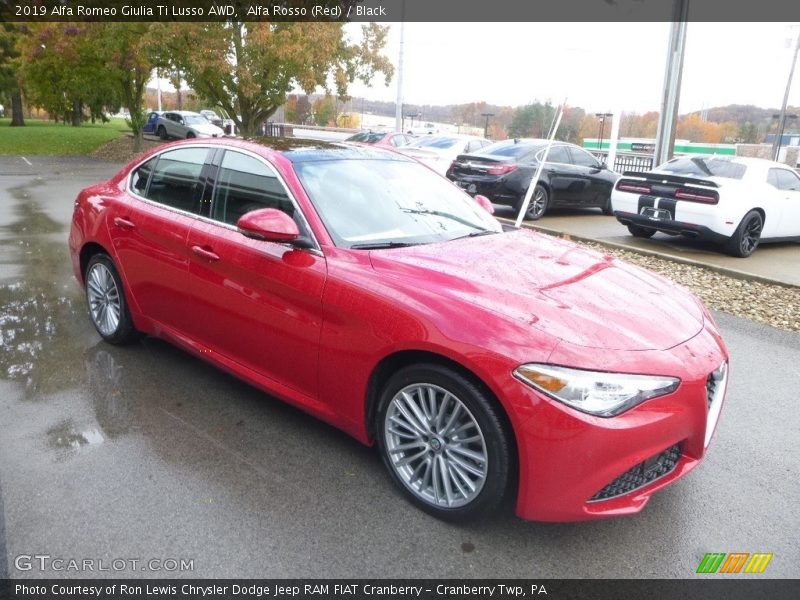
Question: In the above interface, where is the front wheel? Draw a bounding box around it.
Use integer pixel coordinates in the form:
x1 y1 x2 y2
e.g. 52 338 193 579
376 364 512 521
157 125 168 141
600 194 614 216
725 210 762 257
85 254 139 345
185 131 195 139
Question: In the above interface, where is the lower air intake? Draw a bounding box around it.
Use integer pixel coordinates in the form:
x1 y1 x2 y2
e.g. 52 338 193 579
589 443 683 502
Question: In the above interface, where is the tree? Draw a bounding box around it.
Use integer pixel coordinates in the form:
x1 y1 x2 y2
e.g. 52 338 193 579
313 95 335 126
0 24 27 126
508 102 556 138
99 23 159 150
739 122 760 144
156 21 393 136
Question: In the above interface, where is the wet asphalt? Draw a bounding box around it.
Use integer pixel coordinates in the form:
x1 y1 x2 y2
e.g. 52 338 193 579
0 156 798 579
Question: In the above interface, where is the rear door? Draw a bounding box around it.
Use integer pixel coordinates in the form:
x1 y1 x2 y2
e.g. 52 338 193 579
110 146 211 333
184 149 327 398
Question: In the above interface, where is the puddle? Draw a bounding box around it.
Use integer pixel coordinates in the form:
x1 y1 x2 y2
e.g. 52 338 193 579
46 419 105 450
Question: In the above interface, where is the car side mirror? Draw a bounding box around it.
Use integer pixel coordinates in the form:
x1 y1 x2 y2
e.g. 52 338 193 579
473 194 494 214
237 208 299 243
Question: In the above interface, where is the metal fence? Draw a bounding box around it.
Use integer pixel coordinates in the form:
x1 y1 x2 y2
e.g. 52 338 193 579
593 152 654 174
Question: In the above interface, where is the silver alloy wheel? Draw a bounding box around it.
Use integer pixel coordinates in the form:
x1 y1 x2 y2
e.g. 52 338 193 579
527 187 546 218
87 263 121 337
384 383 487 508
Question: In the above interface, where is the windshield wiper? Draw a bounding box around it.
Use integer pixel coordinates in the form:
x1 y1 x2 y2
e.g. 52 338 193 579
349 241 419 250
452 229 498 240
401 208 486 230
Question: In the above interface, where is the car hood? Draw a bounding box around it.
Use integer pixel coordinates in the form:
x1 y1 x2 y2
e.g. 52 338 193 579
368 230 704 351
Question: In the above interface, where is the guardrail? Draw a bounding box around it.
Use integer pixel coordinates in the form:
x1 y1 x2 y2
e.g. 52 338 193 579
593 151 654 174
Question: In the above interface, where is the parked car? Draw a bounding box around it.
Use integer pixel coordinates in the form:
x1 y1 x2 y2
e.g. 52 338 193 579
345 130 413 149
612 155 800 257
396 134 491 175
200 109 223 127
155 111 225 140
69 138 728 522
142 110 163 135
447 138 619 220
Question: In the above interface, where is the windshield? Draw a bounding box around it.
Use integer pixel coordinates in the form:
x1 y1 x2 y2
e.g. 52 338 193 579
658 157 746 180
406 136 461 150
294 158 502 248
184 115 208 125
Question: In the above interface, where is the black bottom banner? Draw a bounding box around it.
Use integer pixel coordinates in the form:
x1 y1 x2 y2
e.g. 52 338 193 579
1 579 799 600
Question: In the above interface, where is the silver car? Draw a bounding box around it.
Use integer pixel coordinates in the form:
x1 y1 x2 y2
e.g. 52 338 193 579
156 111 225 140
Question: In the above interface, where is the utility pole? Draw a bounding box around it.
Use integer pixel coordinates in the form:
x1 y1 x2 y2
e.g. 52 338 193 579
772 27 800 162
395 19 405 133
653 0 689 168
481 112 494 139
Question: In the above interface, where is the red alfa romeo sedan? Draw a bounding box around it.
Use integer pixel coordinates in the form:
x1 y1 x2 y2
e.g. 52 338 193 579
68 138 729 522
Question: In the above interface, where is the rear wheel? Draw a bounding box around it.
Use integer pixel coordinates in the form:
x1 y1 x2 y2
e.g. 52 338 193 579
85 254 139 345
627 224 656 238
519 184 548 220
376 364 512 522
725 210 762 257
157 125 168 140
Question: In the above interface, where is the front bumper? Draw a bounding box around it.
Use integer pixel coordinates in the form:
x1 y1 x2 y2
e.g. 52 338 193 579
509 322 728 521
615 211 729 244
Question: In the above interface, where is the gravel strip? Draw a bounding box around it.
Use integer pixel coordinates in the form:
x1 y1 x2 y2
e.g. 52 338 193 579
577 240 800 333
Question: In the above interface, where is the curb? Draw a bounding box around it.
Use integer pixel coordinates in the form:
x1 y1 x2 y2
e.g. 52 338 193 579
497 217 800 290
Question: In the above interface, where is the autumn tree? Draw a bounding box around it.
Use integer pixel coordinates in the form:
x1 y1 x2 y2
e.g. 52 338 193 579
156 21 393 136
508 102 556 138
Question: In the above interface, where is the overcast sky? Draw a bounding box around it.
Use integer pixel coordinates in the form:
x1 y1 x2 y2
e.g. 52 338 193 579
342 22 800 114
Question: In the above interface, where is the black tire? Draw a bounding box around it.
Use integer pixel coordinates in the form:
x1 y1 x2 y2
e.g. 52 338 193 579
600 194 614 216
518 184 549 221
725 210 763 257
627 224 656 238
375 363 512 522
84 254 139 345
185 131 195 139
157 125 168 141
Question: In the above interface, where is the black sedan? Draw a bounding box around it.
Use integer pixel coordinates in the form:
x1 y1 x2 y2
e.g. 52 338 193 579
446 139 619 220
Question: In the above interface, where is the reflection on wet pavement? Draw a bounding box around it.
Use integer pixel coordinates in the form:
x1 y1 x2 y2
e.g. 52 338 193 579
0 181 89 399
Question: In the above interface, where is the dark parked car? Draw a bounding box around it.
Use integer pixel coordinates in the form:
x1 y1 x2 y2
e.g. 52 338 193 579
447 139 619 220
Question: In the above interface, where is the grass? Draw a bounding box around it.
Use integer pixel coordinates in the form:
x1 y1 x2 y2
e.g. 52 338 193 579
0 117 129 156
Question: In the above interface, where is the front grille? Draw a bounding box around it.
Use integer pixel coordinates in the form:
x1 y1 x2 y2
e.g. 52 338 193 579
589 443 683 502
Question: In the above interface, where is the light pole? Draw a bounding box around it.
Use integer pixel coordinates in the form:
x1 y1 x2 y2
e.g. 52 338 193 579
772 113 798 162
481 112 494 139
772 27 800 161
595 113 613 154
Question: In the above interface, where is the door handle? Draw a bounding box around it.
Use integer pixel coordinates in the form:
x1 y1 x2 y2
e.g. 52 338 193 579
113 216 136 230
191 245 220 262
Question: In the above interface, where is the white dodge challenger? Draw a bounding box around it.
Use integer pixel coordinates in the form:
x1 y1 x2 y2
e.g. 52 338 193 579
612 155 800 257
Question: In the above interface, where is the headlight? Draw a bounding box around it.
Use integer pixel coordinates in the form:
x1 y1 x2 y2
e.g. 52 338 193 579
514 363 680 417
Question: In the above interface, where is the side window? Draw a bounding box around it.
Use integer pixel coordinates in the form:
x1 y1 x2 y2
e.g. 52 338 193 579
211 151 295 226
390 135 402 147
569 147 601 168
466 140 484 153
144 147 208 213
544 145 570 164
777 169 800 191
129 157 156 195
767 169 781 188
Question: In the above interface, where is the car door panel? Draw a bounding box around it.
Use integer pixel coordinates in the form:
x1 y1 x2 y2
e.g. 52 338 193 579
185 222 326 398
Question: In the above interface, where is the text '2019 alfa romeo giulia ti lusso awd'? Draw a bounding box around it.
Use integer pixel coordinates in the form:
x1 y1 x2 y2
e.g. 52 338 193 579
69 138 729 522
